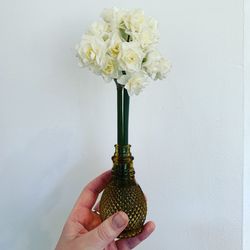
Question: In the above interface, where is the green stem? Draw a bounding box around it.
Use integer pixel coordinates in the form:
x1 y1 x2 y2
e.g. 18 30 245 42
115 34 130 145
124 88 129 144
114 79 130 145
116 80 123 145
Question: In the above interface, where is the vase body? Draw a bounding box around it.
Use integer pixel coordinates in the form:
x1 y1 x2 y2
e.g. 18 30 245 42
99 144 147 238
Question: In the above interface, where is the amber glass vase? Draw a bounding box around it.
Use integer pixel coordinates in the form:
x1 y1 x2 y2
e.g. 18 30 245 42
99 81 147 238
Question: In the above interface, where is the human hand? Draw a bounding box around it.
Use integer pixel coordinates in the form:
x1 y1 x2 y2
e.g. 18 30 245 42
55 170 155 250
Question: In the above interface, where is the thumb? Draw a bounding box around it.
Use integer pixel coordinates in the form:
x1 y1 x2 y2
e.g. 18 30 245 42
80 211 128 249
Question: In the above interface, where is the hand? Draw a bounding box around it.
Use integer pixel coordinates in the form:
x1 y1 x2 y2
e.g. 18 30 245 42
55 170 155 250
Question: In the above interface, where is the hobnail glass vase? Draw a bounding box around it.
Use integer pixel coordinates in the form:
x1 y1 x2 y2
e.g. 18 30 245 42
99 144 147 238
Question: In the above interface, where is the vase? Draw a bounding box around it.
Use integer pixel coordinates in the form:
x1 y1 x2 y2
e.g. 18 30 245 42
99 144 147 238
99 81 147 238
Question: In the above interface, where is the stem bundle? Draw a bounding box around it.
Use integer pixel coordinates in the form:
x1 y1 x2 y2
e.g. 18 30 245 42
115 79 130 145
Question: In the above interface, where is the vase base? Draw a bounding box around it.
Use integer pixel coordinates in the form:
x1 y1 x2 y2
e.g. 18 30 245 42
100 180 147 239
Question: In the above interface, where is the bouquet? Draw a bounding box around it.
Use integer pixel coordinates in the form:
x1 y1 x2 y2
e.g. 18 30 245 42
76 7 171 96
76 8 171 238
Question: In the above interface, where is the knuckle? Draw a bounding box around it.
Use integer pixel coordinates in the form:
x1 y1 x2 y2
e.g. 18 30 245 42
97 223 113 242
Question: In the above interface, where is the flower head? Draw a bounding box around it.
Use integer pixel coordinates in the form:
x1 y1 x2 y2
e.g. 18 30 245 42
143 50 172 80
108 33 122 58
76 8 171 95
118 72 148 96
117 42 144 73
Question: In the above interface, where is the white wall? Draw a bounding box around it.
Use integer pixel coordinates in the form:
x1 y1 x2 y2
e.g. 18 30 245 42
0 0 244 249
244 0 250 249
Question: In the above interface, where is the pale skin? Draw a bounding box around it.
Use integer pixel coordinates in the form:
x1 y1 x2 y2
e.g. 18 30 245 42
55 170 155 250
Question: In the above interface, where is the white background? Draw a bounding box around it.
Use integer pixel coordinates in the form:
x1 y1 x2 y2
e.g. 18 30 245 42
244 0 250 249
0 0 247 249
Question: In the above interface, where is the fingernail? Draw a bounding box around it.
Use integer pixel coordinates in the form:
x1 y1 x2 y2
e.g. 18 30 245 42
112 212 128 229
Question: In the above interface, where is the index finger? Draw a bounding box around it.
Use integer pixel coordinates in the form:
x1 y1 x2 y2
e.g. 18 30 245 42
70 170 111 219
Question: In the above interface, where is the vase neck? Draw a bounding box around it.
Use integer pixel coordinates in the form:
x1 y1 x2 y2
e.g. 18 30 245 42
111 144 135 182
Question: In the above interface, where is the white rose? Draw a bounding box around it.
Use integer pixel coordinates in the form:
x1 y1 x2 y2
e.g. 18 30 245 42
143 50 171 80
118 72 148 96
117 42 144 72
